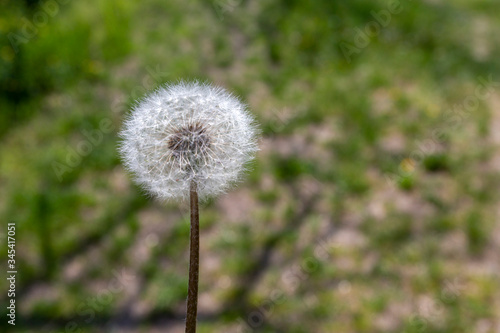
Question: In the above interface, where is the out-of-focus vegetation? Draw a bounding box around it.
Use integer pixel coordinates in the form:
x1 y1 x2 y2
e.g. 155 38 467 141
1 0 500 332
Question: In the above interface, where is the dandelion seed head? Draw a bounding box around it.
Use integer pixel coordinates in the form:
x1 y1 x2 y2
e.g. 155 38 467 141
119 81 259 200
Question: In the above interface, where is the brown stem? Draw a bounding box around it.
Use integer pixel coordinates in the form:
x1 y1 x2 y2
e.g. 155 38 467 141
185 180 199 333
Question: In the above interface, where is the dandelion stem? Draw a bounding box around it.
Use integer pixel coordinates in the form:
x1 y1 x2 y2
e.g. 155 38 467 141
186 180 199 333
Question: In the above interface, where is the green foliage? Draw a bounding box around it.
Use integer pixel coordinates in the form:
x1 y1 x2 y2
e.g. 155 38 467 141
1 0 500 332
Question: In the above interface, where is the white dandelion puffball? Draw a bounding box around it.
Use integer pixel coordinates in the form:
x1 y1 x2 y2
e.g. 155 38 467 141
119 81 259 200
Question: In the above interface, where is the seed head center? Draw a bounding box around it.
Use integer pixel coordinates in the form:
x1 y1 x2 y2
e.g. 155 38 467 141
168 123 210 158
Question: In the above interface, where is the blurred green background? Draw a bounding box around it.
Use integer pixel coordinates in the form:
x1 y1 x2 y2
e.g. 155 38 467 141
1 0 500 332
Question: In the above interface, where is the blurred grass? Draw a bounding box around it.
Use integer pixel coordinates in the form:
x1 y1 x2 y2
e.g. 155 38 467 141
1 0 500 332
